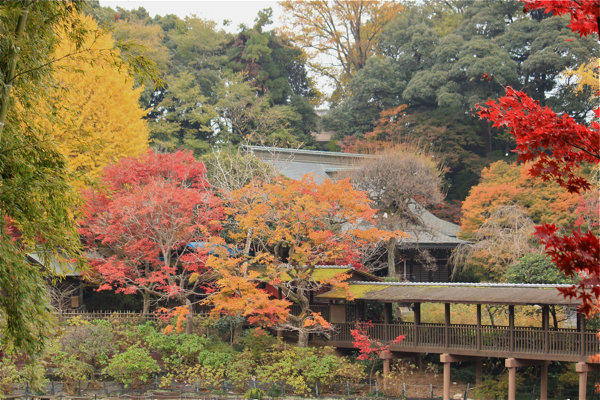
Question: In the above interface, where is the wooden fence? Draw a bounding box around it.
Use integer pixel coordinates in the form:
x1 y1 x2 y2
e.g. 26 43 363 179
325 322 598 362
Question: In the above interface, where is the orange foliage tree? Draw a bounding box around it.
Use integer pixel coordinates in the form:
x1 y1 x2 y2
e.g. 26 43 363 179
205 175 400 346
460 161 589 239
339 105 410 154
457 161 596 281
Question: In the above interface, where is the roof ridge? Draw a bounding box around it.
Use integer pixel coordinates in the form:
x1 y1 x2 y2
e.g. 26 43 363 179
346 281 574 288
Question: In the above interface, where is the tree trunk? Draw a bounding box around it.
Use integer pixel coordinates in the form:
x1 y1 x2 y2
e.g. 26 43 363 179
233 320 244 345
142 291 150 315
298 330 309 347
0 5 30 137
550 305 559 330
185 298 194 334
479 119 493 156
386 237 397 278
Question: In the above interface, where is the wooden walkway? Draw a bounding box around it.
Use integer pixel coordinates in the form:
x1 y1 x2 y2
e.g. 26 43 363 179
314 321 598 363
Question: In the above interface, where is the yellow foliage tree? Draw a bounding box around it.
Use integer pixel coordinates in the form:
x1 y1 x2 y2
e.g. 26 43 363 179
40 14 149 188
563 57 600 97
279 0 403 99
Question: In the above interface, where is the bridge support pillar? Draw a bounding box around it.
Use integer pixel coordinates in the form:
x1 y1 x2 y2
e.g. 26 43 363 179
475 359 483 385
540 361 549 400
576 362 588 400
380 350 394 390
506 358 552 400
441 354 483 400
440 353 455 400
443 359 451 400
505 358 517 400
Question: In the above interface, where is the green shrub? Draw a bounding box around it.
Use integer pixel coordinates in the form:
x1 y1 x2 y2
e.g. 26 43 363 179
244 388 264 399
254 344 365 395
227 350 256 390
472 372 522 400
266 386 282 398
189 349 233 387
58 319 115 373
0 353 47 394
240 328 276 360
103 346 159 387
137 323 208 380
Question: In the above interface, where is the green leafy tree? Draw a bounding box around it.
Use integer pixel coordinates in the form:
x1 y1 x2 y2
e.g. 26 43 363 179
505 253 574 328
0 1 158 356
0 1 89 357
148 70 218 154
505 253 573 285
328 0 599 201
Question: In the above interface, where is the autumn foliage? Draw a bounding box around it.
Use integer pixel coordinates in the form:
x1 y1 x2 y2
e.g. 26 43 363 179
522 0 600 38
477 0 600 316
205 175 400 345
41 14 149 188
460 161 586 238
81 150 225 315
350 321 405 361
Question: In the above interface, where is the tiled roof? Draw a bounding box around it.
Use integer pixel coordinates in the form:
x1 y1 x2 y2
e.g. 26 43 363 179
317 281 581 306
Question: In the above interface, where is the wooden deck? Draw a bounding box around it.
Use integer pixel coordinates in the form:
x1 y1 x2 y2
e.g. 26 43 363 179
312 322 598 363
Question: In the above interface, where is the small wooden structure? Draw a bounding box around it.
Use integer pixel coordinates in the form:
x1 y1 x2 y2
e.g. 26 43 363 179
316 281 598 400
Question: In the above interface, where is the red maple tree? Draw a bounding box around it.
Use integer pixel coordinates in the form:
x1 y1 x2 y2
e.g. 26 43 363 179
477 0 600 316
80 151 225 321
350 321 405 361
522 0 600 39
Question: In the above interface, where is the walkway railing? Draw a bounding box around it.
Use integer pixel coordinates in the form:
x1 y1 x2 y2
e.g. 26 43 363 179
54 306 213 322
325 322 598 362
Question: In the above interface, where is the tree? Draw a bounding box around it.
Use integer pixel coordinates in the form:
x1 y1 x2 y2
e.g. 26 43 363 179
0 1 96 356
459 161 584 238
148 70 218 155
1 1 159 356
350 321 405 381
202 147 279 195
563 57 600 95
205 175 399 346
279 0 403 100
40 14 149 187
327 0 598 201
477 0 599 317
505 253 573 328
453 205 541 282
80 151 225 327
349 144 445 277
214 74 299 148
227 9 319 146
145 16 230 154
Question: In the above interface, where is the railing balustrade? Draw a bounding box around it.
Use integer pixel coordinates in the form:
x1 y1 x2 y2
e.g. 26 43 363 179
328 321 598 360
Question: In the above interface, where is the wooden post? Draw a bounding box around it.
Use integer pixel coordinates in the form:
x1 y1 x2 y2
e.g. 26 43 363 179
509 305 515 352
542 305 549 353
540 361 548 400
413 302 421 347
440 354 452 400
475 359 483 386
579 313 586 356
576 362 588 400
505 358 517 400
476 304 482 351
444 303 450 348
380 350 393 391
384 302 393 325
